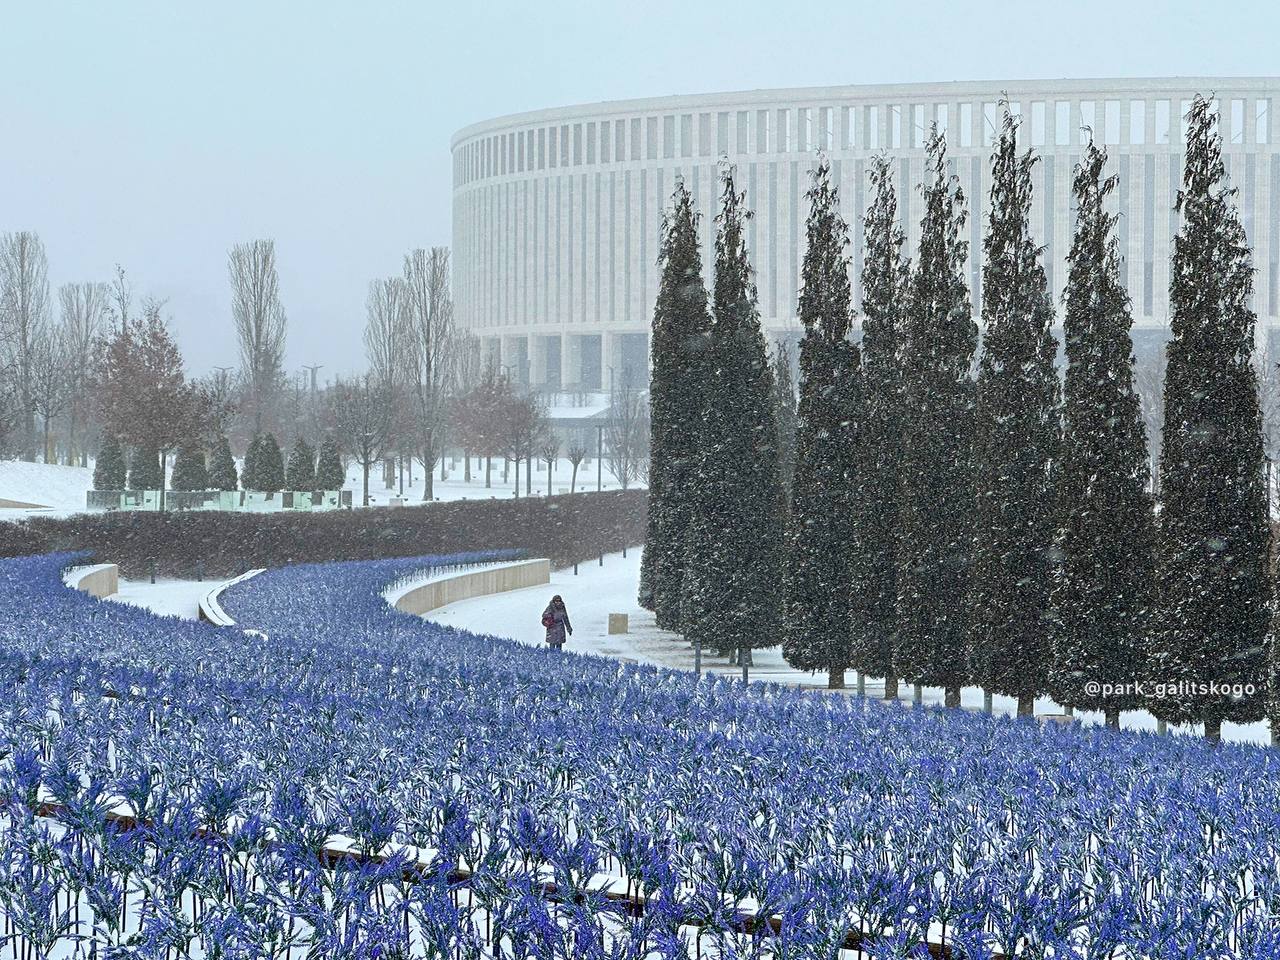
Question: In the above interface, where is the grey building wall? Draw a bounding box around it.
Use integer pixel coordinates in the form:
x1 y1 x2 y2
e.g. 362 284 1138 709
452 78 1280 389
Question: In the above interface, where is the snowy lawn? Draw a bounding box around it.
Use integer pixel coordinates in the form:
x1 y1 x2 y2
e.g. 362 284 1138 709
348 455 643 505
0 457 635 521
0 460 94 518
105 576 210 620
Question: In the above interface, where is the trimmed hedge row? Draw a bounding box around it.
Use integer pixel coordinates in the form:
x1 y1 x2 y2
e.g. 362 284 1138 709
0 490 646 578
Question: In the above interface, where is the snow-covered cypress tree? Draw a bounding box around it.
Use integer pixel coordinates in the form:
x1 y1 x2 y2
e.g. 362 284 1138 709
170 442 209 491
258 433 285 493
94 435 126 490
244 433 285 492
315 437 345 490
241 435 263 492
967 107 1061 718
639 181 713 626
781 158 860 688
1051 139 1155 729
286 437 317 491
1153 95 1271 743
682 167 784 670
770 342 798 503
208 436 239 491
127 442 163 490
895 129 976 708
849 155 911 700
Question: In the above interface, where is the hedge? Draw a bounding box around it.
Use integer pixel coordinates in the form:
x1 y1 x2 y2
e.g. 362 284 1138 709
0 490 647 578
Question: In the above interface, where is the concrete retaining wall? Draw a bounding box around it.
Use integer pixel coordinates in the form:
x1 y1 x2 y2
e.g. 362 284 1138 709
393 559 551 616
66 563 119 598
199 569 264 626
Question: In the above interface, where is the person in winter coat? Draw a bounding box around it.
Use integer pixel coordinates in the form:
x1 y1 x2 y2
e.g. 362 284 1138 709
542 595 572 649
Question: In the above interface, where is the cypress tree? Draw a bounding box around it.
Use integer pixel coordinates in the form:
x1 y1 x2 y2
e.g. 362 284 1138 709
849 155 911 700
781 158 861 688
682 167 785 672
1051 139 1155 729
639 180 713 627
127 442 163 490
316 437 345 490
94 435 126 490
258 433 285 492
171 442 209 491
770 342 798 502
286 437 317 491
208 436 239 491
967 107 1061 718
895 129 976 708
244 433 285 492
241 435 263 492
1153 95 1270 743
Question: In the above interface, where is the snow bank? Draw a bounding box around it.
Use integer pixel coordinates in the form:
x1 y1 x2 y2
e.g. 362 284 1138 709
0 460 94 516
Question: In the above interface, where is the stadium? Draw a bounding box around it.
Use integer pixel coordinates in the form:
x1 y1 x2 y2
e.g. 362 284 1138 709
452 77 1280 388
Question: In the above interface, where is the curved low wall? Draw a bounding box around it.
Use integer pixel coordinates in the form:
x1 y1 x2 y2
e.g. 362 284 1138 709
65 563 119 598
199 569 264 626
391 559 551 616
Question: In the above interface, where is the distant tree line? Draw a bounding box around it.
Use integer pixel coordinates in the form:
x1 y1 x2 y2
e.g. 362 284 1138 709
644 95 1275 742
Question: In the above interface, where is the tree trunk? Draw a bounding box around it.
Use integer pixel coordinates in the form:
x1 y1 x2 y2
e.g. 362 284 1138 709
944 685 961 709
1016 694 1035 718
1104 707 1120 730
464 450 471 482
362 462 370 506
827 663 845 690
526 455 532 495
883 672 899 701
570 464 578 494
485 456 492 488
983 689 993 714
912 683 923 705
1204 716 1222 744
513 457 520 497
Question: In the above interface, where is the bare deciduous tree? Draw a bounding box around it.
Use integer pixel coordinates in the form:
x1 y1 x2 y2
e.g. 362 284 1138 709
566 442 588 494
540 435 561 497
194 367 239 443
58 282 110 465
229 239 287 435
0 231 51 460
403 247 456 500
30 332 70 464
605 380 650 491
498 391 547 498
331 373 392 507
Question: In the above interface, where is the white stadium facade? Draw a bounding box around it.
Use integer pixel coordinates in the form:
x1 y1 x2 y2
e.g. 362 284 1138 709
452 78 1280 391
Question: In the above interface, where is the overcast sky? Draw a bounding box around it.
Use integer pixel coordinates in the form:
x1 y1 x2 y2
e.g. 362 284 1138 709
3 0 1275 379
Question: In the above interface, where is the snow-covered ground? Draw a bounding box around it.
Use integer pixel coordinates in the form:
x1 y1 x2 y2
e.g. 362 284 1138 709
345 455 641 505
426 549 1273 746
105 576 209 620
0 456 636 520
0 460 94 518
